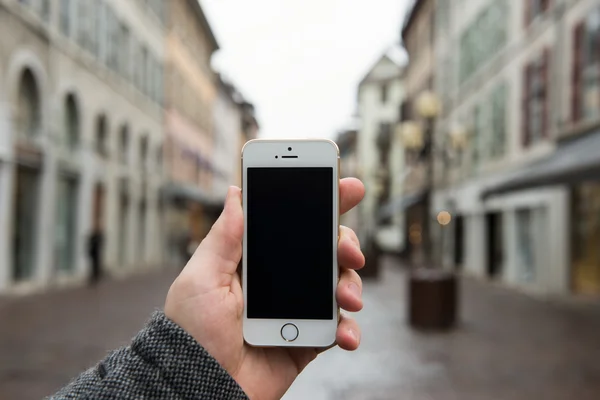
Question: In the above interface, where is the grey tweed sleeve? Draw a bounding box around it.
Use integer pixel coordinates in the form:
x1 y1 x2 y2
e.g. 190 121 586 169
49 311 248 400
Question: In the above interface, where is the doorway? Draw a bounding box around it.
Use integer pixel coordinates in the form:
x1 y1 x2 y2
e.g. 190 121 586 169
118 190 130 267
571 184 600 295
54 175 79 273
486 212 504 279
453 215 464 270
11 166 40 282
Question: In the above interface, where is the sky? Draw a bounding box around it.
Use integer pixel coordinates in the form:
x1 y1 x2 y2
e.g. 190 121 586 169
200 0 410 139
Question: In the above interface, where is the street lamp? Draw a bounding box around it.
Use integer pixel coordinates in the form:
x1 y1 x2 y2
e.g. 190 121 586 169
398 121 423 150
415 90 441 119
401 91 441 268
401 91 460 331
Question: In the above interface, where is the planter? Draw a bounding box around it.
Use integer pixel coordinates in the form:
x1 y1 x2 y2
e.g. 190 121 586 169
408 267 457 330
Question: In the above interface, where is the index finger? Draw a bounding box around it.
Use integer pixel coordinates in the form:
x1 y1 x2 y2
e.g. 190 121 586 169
340 178 365 215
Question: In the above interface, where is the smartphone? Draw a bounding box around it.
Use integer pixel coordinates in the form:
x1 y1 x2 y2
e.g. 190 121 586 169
242 139 339 347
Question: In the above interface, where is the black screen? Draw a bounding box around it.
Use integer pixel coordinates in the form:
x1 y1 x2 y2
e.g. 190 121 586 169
247 167 334 320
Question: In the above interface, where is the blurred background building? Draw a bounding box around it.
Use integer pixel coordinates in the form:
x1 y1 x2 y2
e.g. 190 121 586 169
162 0 220 266
0 0 257 294
355 48 406 276
375 0 600 298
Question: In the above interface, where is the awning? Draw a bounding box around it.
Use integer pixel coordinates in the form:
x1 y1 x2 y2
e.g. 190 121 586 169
378 191 426 221
482 130 600 199
161 182 223 208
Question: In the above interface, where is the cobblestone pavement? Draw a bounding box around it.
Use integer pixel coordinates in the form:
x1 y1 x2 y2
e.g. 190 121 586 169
286 259 600 400
1 260 600 400
0 269 178 400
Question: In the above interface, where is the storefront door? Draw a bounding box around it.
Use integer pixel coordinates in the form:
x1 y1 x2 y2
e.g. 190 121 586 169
12 166 39 282
571 184 600 295
54 175 78 273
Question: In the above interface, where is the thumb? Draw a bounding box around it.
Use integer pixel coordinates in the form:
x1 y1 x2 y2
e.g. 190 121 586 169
190 186 243 278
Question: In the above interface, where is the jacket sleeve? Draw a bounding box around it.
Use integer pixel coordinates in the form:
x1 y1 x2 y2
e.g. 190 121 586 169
49 311 248 400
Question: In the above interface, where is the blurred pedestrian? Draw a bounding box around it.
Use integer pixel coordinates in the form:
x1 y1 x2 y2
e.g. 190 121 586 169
87 229 104 285
50 179 365 400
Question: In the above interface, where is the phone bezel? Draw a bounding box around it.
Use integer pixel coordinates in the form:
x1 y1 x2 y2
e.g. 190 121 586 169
242 139 339 347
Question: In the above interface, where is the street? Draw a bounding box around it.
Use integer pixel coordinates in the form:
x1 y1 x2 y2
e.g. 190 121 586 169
1 259 600 400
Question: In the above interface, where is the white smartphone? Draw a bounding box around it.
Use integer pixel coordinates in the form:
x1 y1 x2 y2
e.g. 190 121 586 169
242 139 340 347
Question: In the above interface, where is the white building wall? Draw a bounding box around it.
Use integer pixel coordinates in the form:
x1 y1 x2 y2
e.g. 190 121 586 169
0 0 166 294
357 55 405 247
432 0 578 296
213 85 242 198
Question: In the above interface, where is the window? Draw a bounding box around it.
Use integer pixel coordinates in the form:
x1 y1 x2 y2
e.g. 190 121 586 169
522 51 550 147
490 83 508 157
107 9 119 71
77 0 88 48
470 105 483 172
573 10 600 122
60 0 71 37
459 1 509 83
64 94 79 150
97 1 107 61
139 135 148 169
525 0 550 26
40 0 50 21
141 46 148 94
380 83 389 103
95 114 108 158
119 125 129 164
119 23 130 79
16 69 41 138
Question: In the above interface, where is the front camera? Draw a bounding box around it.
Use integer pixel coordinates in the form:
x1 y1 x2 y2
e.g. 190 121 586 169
275 155 278 159
288 147 292 151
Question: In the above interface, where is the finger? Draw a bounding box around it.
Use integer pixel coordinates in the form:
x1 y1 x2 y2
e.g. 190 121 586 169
336 269 363 312
339 225 360 246
189 186 243 277
340 178 365 215
336 314 361 351
338 227 364 270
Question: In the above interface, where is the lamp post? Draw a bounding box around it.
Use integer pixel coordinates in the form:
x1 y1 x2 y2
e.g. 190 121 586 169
399 91 440 268
398 91 464 331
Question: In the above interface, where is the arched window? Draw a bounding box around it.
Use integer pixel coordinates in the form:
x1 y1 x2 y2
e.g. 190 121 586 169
139 134 149 169
119 124 129 164
64 93 79 150
16 68 41 137
95 114 108 157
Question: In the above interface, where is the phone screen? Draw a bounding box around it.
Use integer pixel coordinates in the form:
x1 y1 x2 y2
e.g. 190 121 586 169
247 167 334 320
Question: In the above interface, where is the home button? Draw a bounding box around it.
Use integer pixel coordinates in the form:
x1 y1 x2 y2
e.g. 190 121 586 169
280 323 299 342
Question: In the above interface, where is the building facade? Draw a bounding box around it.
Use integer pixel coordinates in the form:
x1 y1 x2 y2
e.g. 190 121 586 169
163 0 220 265
356 49 406 252
0 0 166 294
430 0 600 296
400 0 436 263
213 75 242 195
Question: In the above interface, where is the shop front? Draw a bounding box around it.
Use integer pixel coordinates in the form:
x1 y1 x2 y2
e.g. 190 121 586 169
571 183 600 295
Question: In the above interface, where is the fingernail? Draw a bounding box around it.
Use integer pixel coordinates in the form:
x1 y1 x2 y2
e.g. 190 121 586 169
348 282 361 298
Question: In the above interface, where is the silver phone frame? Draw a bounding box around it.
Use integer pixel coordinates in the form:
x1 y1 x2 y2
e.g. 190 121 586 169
241 139 340 347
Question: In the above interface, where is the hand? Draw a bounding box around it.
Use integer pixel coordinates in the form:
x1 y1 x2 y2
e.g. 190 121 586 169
165 178 366 400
